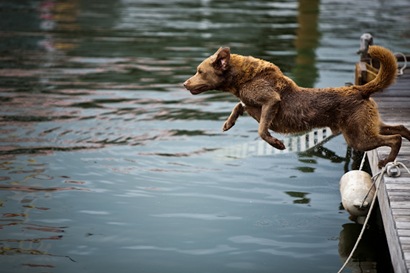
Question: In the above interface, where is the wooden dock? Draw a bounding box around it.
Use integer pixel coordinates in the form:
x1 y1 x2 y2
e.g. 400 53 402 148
367 63 410 273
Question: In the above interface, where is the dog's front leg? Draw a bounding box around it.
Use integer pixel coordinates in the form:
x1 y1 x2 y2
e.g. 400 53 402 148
222 102 245 131
258 101 285 150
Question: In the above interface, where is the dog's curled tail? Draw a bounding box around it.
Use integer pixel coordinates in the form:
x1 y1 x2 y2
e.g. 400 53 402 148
358 45 397 99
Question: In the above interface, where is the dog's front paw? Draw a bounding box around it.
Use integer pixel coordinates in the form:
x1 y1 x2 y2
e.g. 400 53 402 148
266 138 286 150
274 140 286 150
222 121 235 131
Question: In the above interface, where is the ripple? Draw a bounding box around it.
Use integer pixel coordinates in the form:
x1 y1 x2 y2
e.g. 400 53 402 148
152 213 242 221
123 244 237 256
0 184 88 192
165 192 282 205
79 210 110 215
228 237 319 259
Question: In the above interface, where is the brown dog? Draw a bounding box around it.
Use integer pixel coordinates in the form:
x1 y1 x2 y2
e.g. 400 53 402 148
183 46 410 167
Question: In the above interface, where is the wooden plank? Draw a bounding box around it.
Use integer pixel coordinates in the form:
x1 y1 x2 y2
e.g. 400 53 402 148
401 237 410 244
394 210 410 217
396 221 410 229
398 229 410 237
386 184 410 191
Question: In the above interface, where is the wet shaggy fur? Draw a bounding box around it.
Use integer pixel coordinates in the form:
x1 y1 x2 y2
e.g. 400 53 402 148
183 46 410 167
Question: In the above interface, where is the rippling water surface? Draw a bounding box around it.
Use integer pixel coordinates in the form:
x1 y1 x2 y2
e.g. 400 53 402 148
1 0 409 272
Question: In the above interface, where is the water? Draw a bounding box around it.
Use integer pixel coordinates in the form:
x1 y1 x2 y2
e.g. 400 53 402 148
0 0 408 272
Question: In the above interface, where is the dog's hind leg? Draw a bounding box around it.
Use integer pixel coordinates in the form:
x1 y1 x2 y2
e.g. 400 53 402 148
380 123 410 141
347 132 402 168
222 102 245 131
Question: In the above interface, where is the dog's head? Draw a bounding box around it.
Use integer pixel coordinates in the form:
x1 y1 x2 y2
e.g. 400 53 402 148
183 47 230 95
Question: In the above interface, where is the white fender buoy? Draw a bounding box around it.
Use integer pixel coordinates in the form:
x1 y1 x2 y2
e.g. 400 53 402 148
339 170 375 217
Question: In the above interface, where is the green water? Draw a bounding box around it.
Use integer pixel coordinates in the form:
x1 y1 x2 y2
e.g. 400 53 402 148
0 0 408 272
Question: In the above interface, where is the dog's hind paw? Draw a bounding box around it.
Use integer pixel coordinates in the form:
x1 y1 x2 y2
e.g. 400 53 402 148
378 159 388 169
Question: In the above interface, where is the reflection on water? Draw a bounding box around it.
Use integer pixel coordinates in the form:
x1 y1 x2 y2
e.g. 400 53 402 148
0 0 407 272
285 191 310 204
294 0 320 87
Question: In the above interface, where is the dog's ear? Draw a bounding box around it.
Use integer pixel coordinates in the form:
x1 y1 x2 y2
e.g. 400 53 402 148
213 47 230 71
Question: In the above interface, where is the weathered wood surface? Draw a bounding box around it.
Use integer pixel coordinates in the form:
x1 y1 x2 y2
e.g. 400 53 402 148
368 67 410 273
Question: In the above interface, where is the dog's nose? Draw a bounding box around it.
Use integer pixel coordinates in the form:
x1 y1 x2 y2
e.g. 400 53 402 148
183 80 188 88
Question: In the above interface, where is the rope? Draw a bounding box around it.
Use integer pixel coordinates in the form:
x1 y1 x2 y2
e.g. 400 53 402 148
358 151 374 208
360 175 376 209
358 151 367 171
386 160 410 177
394 52 408 76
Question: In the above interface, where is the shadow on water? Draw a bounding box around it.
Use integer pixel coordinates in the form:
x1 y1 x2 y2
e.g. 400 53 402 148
0 0 408 272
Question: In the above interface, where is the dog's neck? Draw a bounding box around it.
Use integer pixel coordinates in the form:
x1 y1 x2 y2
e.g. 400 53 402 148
220 54 284 96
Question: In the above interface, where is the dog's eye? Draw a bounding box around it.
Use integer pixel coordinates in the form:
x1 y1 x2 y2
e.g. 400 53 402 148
198 69 204 75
